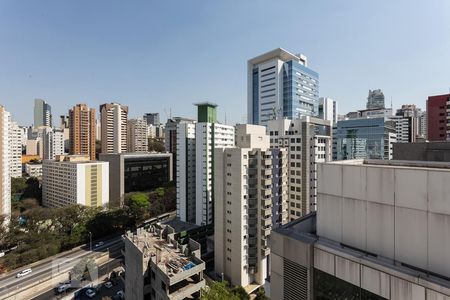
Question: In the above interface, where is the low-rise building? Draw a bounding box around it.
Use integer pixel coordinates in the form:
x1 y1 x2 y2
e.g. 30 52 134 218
123 223 206 300
270 159 450 299
99 153 172 207
25 162 43 177
42 155 109 208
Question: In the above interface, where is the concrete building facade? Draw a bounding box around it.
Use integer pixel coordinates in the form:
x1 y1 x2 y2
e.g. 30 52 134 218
143 113 160 126
366 89 385 110
100 103 128 154
127 119 148 152
270 159 450 300
69 104 96 160
9 120 22 178
43 128 65 160
42 155 109 208
25 162 43 177
248 48 319 125
268 117 332 220
318 97 338 125
214 124 288 289
176 103 235 226
124 224 206 300
0 106 11 219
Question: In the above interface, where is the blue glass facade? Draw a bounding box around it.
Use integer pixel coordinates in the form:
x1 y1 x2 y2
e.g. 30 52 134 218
333 118 395 160
252 68 259 124
282 60 319 119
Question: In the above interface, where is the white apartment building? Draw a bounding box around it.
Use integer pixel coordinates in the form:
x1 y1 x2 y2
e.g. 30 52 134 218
25 163 43 177
127 118 148 152
9 121 22 178
100 103 128 154
319 97 338 125
43 128 65 160
147 123 165 139
42 155 109 208
390 116 412 143
267 117 332 220
0 106 11 219
214 124 288 290
176 103 234 226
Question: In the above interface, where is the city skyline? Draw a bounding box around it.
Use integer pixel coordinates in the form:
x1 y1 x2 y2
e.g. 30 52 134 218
1 0 450 125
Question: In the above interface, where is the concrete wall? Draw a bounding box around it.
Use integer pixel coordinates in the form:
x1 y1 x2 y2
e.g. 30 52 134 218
317 162 450 278
393 142 450 162
99 153 123 208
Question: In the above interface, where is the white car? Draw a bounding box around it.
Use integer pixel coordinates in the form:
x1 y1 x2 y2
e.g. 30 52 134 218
57 283 70 293
0 251 5 258
16 268 32 278
85 288 96 298
94 241 104 248
104 281 113 289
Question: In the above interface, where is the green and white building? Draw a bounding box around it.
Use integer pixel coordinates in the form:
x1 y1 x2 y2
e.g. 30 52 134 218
176 103 235 226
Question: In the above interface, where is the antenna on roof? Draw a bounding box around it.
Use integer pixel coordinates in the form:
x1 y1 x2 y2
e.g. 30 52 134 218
224 112 227 125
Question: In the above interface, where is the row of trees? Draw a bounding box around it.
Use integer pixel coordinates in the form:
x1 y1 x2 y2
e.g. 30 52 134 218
0 185 176 273
200 281 269 300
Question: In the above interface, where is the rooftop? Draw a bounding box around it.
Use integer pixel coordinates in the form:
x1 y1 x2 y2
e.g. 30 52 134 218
248 47 307 66
125 225 202 278
327 159 450 171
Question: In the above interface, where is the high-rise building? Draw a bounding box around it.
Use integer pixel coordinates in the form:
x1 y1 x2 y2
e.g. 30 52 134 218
34 98 52 128
43 128 65 160
9 121 22 178
42 155 109 208
270 160 450 300
418 110 427 139
366 89 385 110
69 104 96 160
143 113 160 126
426 93 450 141
395 104 421 141
268 117 332 220
164 117 195 181
100 103 128 154
214 124 288 289
389 115 414 143
318 97 338 125
0 106 11 219
248 48 319 125
176 103 234 225
127 119 148 152
333 117 396 160
123 223 206 300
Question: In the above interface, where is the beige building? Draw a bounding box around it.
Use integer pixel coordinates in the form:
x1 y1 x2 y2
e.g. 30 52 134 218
42 155 109 208
9 120 22 178
124 223 206 300
270 160 450 299
69 104 96 160
0 106 11 219
100 103 128 154
127 118 148 152
267 116 332 220
214 124 288 290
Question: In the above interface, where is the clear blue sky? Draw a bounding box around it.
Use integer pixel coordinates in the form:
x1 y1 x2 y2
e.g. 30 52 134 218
1 0 449 126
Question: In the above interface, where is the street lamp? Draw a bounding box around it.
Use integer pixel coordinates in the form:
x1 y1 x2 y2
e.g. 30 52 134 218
88 231 92 251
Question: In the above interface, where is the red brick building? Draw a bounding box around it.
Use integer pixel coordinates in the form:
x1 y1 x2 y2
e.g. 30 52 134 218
427 93 450 141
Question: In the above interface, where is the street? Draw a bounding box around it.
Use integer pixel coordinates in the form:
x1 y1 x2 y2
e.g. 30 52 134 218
0 236 124 299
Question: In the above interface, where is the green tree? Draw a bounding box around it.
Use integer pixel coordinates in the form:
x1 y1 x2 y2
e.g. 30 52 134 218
232 286 249 300
200 281 240 300
254 287 269 300
148 138 165 152
11 177 27 195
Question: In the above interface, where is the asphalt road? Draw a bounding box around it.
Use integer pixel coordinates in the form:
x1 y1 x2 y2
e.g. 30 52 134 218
31 258 123 300
0 236 124 298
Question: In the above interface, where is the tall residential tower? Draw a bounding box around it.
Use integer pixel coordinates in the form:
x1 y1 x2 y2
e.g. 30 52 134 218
69 104 96 160
100 103 128 154
34 98 52 127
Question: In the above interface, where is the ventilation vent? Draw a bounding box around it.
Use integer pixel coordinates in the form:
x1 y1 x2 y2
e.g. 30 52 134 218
283 257 308 300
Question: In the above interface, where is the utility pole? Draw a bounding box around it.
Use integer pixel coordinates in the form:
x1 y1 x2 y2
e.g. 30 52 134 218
88 231 92 251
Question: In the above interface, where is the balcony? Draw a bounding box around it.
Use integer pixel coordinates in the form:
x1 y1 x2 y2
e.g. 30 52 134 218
261 218 271 227
261 189 271 197
261 169 271 176
261 198 272 207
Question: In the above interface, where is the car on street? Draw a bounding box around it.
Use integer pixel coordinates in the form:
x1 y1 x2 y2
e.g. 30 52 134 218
104 281 113 289
56 283 71 294
116 290 124 299
94 241 104 248
85 288 96 298
16 268 32 278
0 251 5 257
